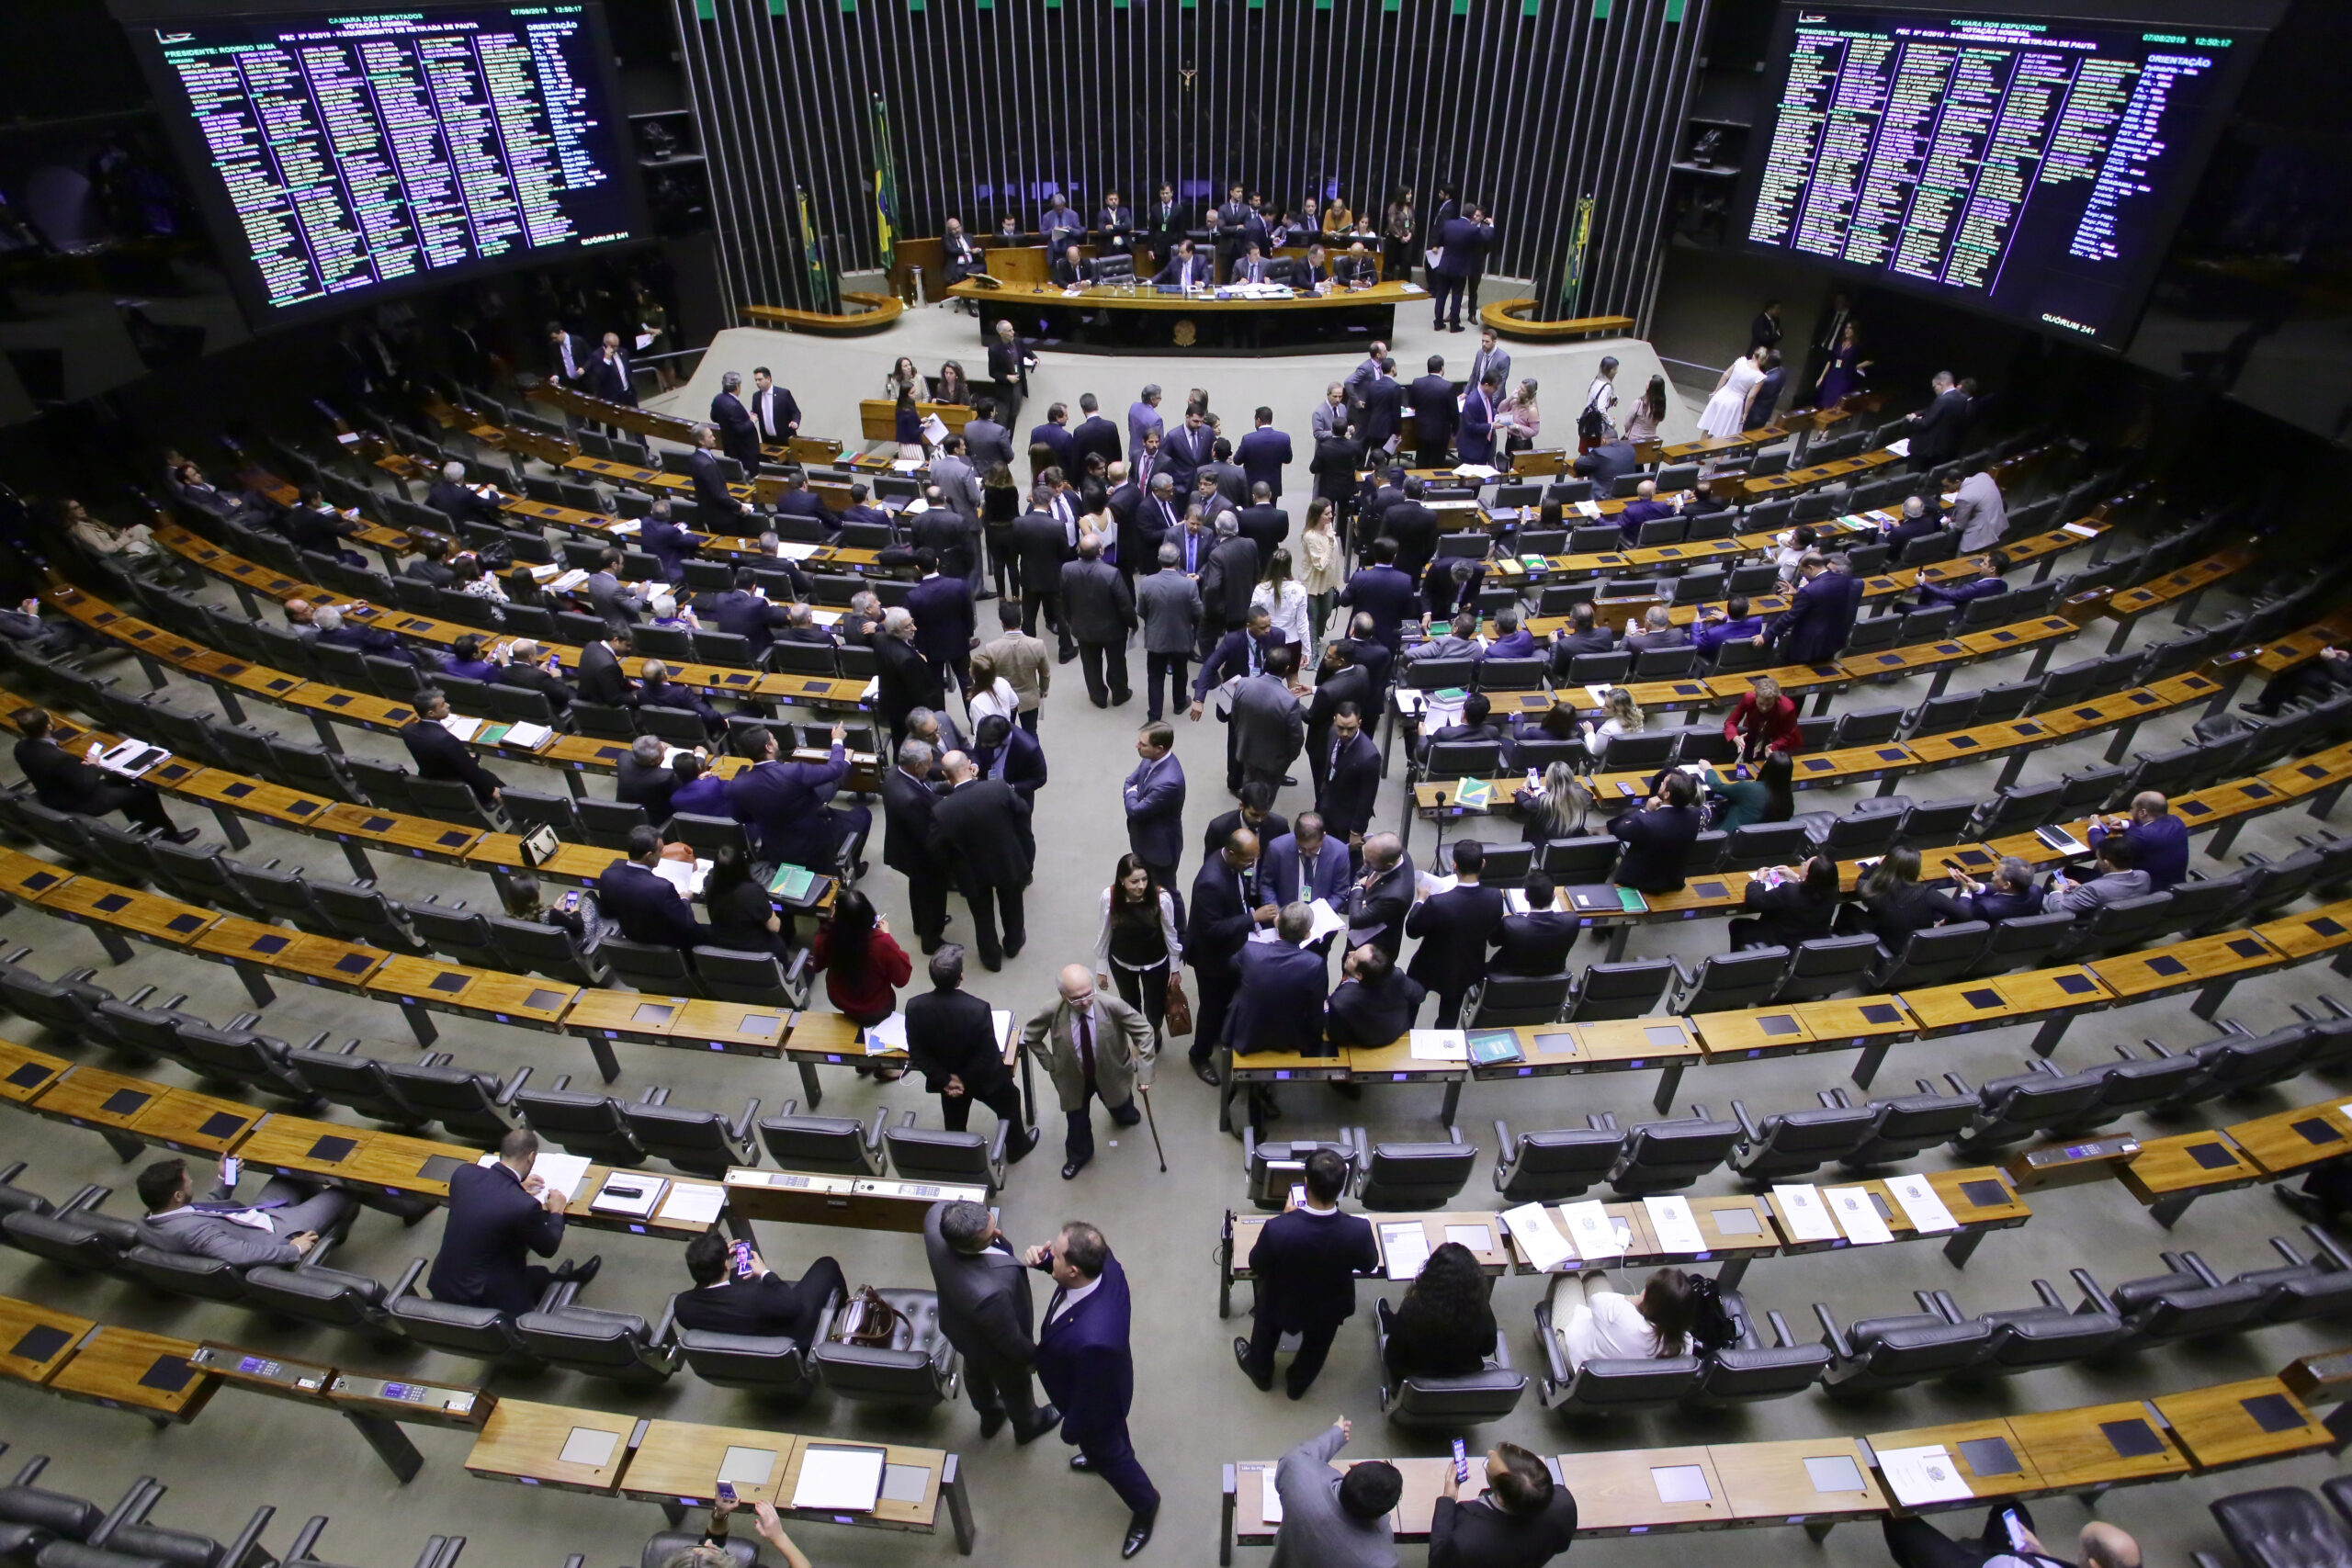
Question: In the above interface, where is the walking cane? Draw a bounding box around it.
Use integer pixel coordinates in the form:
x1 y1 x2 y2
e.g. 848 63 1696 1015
1136 1082 1169 1173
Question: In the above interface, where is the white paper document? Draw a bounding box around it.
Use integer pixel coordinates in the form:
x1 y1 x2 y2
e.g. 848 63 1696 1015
991 1010 1014 1044
658 1182 727 1225
921 413 949 442
1379 1222 1432 1280
1772 1184 1840 1242
1408 1029 1467 1062
792 1446 884 1512
1643 1196 1707 1255
2062 521 2100 538
775 541 820 562
1452 464 1500 480
559 1427 619 1468
1415 872 1459 898
864 1012 910 1055
605 519 642 536
1823 1185 1894 1245
438 715 483 741
650 856 710 899
1574 499 1603 519
589 1171 666 1217
1886 436 1912 457
1444 1224 1494 1252
1560 1200 1625 1259
548 568 590 592
1260 1464 1283 1524
502 721 554 750
889 458 922 473
1876 1445 1976 1507
1501 1201 1575 1272
1306 899 1348 942
481 1150 590 1202
1887 1174 1959 1234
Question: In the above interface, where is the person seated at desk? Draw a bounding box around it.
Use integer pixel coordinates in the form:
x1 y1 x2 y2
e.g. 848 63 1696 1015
1883 493 1942 554
1572 437 1638 493
1545 1265 1702 1372
1544 604 1619 674
1512 760 1584 846
137 1155 352 1266
1859 845 1965 946
596 824 707 951
1272 1417 1400 1568
1615 479 1681 543
1299 243 1334 289
1489 871 1580 976
2249 644 2352 716
1237 1146 1377 1398
1419 690 1512 766
430 1127 599 1313
1484 608 1536 660
664 750 729 818
1951 855 2041 924
661 1497 814 1568
616 733 681 821
1155 240 1214 290
1407 609 1483 665
1622 604 1687 653
14 706 193 840
1582 686 1647 769
672 1226 844 1350
702 844 794 961
401 688 503 807
311 604 413 662
1884 1504 2140 1568
283 485 366 567
772 471 831 530
1914 547 2010 612
1051 243 1089 288
1422 558 1487 625
404 535 461 587
1430 1442 1579 1568
639 659 726 743
427 462 503 528
1325 942 1427 1048
1724 673 1803 761
2041 834 2150 915
1703 750 1793 831
1332 242 1377 287
586 547 649 623
1230 242 1276 286
1730 854 1839 951
644 593 696 636
1607 770 1702 894
502 871 613 951
2089 790 2188 892
1380 1239 1498 1380
486 637 575 717
1692 594 1764 664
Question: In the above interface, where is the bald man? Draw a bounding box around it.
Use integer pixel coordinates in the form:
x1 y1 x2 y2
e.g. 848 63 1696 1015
1020 964 1154 1179
2089 791 2187 892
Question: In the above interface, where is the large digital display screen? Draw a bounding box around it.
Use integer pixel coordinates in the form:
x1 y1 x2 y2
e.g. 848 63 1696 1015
123 4 645 326
1736 6 2267 350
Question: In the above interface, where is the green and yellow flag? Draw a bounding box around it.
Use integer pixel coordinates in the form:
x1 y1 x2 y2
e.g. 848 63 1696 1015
871 95 900 270
796 186 829 310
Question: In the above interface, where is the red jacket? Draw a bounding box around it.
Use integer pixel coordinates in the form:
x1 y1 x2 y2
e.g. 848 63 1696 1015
808 927 913 1021
1724 694 1803 754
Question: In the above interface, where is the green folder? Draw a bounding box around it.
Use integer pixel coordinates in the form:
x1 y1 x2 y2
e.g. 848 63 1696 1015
766 863 816 901
1467 1030 1524 1066
476 722 512 746
1453 777 1494 809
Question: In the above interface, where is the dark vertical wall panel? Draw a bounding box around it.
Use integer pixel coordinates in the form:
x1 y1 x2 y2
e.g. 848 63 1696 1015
670 0 1706 327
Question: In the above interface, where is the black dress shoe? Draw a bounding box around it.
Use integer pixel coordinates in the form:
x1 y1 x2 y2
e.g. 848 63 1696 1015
978 1408 1007 1439
1015 1404 1058 1443
1123 1512 1157 1559
1281 775 1297 786
2275 1185 2330 1224
1192 1059 1220 1087
1233 1337 1272 1391
1062 1156 1091 1180
1007 1129 1040 1162
556 1254 602 1287
1069 1453 1093 1472
166 828 202 845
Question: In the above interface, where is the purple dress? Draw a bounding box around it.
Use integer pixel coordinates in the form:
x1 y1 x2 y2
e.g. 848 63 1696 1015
1814 346 1865 410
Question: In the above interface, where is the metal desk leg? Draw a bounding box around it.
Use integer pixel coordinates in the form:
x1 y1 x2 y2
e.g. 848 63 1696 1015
230 963 276 1008
584 1034 620 1084
1651 1062 1685 1114
1851 1041 1890 1090
1811 689 1836 717
1995 751 2030 790
2030 1015 2072 1056
1218 1220 1235 1319
98 1128 145 1163
210 807 250 852
1440 1077 1462 1127
1942 1227 1987 1268
2209 819 2246 860
797 1059 824 1110
343 1412 424 1483
942 1454 976 1555
230 581 262 622
1927 666 1954 700
1604 924 1631 963
563 769 587 801
1875 774 1904 798
2323 1402 2352 1455
1716 1255 1750 1291
1805 1521 1838 1543
2104 621 2133 657
341 842 375 881
399 1001 440 1048
216 689 248 727
658 1504 684 1530
2103 717 2142 766
2027 645 2055 681
2149 1191 2199 1230
311 715 343 753
92 926 133 965
135 652 166 690
1220 1466 1238 1568
2191 977 2235 1022
2312 782 2347 822
2173 588 2206 626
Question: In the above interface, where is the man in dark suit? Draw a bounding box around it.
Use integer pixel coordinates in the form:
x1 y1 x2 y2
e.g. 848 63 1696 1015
545 321 591 389
931 750 1032 970
573 623 635 709
1310 423 1366 530
401 688 504 807
1609 772 1705 893
1429 202 1495 333
1761 554 1851 665
596 825 707 949
1196 515 1261 656
1338 537 1419 649
686 425 743 523
1572 436 1638 493
615 735 678 822
1457 374 1501 466
1317 703 1382 855
425 462 503 528
584 332 636 407
1327 942 1427 1046
1123 722 1187 897
1221 644 1306 795
1489 871 1580 976
709 370 761 470
635 499 696 584
1236 483 1290 563
13 708 190 839
1408 356 1458 468
1237 1146 1376 1396
703 568 790 653
1028 1222 1159 1559
1406 840 1508 1028
904 549 977 695
770 470 830 531
925 1198 1054 1442
1342 832 1416 960
671 1229 843 1350
1012 494 1076 660
1915 547 2010 611
1883 494 1942 555
1337 613 1395 708
403 536 461 586
876 605 949 749
1155 240 1214 290
906 948 1036 1154
1905 370 1969 472
1237 408 1294 502
1187 829 1275 1078
964 398 1015 475
1430 1442 1580 1568
429 1128 595 1314
1199 439 1250 511
1262 812 1354 916
2091 791 2189 892
1070 394 1123 473
728 724 869 873
1950 855 2042 927
1161 406 1214 499
1228 904 1332 1131
1382 479 1442 586
1030 403 1078 478
1143 184 1185 254
1615 479 1680 543
988 320 1031 430
1305 644 1374 796
1201 781 1288 870
1360 358 1406 455
881 737 953 952
748 366 798 446
1062 531 1135 706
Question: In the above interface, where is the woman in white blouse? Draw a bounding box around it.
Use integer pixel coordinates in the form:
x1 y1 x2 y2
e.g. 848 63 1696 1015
1250 545 1310 650
1547 1266 1700 1372
964 649 1020 730
1581 686 1645 767
1297 500 1345 649
451 557 507 602
1095 853 1183 1044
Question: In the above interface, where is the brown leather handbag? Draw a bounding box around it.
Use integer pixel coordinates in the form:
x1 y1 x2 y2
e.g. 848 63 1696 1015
1163 971 1193 1037
833 1286 905 1348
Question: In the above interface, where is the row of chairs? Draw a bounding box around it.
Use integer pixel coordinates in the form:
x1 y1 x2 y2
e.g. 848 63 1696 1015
0 1440 308 1568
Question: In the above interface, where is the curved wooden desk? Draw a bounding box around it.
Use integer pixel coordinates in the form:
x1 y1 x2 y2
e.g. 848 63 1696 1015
1479 298 1637 341
945 278 1419 354
741 291 906 335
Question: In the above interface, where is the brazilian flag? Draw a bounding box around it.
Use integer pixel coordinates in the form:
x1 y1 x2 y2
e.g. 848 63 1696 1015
871 94 900 270
796 186 831 311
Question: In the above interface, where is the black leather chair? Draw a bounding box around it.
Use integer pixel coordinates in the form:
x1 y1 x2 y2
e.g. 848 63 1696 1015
2210 1487 2352 1568
0 1456 105 1568
1461 972 1572 1028
381 1059 531 1143
1839 1082 1981 1169
623 1089 760 1179
884 1114 1008 1194
515 1288 683 1383
1815 1297 1995 1391
241 1252 426 1332
2236 1228 2352 1325
2076 1253 2270 1348
1 1190 141 1273
1771 934 1881 1002
676 1327 827 1402
1673 949 1789 1014
1727 1099 1877 1181
1242 1131 1360 1210
118 1244 250 1307
756 1103 888 1178
1491 1121 1623 1202
1690 1292 1830 1404
808 1288 960 1406
1535 1298 1704 1412
1350 1128 1476 1211
1563 959 1673 1022
513 1077 648 1165
1606 1109 1742 1194
1949 1062 2112 1154
1372 1299 1527 1427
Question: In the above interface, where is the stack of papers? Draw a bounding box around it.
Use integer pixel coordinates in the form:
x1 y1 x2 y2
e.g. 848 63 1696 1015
1379 1222 1432 1280
439 715 484 741
1772 1184 1839 1241
1416 872 1459 898
548 568 590 592
481 1150 590 1201
658 1183 727 1224
1408 1030 1467 1062
1823 1186 1894 1244
1261 1465 1283 1524
863 1013 909 1055
1886 437 1912 457
1560 1200 1626 1259
606 519 642 536
775 541 820 562
791 1446 885 1512
1574 500 1603 519
589 1171 668 1217
650 856 711 899
1305 899 1347 942
1502 1201 1575 1271
502 721 555 750
1452 464 1500 479
1876 1446 1975 1506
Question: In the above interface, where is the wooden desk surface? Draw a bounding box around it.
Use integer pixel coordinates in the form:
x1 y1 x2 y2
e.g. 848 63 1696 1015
28 1063 165 1131
37 878 217 945
2253 900 2352 961
1555 1445 1732 1532
129 1086 265 1155
720 1168 985 1230
0 1295 95 1386
236 1114 382 1183
345 1128 482 1197
2005 1399 2187 1491
2154 1378 2333 1470
0 1034 69 1104
465 1397 637 1494
0 848 73 900
775 1437 944 1533
949 277 1419 313
368 957 576 1028
1710 1438 1887 1525
624 1419 801 1506
2117 1131 2259 1202
2223 1100 2352 1177
46 1325 216 1423
1900 969 2113 1035
2086 931 2282 1000
574 1168 731 1238
189 1341 337 1404
1866 1417 2041 1501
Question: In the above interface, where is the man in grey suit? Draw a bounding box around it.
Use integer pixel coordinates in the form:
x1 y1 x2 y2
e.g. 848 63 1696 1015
1136 543 1203 723
137 1156 354 1266
1061 530 1136 707
1021 964 1156 1179
929 434 987 593
1272 1416 1402 1568
1197 512 1261 656
1126 384 1165 465
586 547 648 622
923 1198 1058 1442
1311 382 1350 441
1229 644 1306 794
1464 327 1511 408
964 399 1015 474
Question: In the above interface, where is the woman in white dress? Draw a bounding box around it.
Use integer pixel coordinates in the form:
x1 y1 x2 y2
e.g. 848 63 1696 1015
1250 545 1310 650
1546 1266 1699 1372
964 649 1020 730
1697 347 1768 440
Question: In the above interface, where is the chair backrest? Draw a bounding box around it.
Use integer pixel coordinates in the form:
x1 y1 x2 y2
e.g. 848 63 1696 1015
1566 959 1673 1021
576 797 650 850
1359 1140 1478 1211
1681 947 1791 1013
1611 1115 1741 1193
1496 1124 1625 1201
884 1124 1002 1190
670 812 752 860
602 936 699 993
1558 1355 1705 1411
1772 934 1883 1003
1476 657 1544 691
1595 729 1675 772
676 1330 816 1396
1386 1368 1530 1427
1829 705 1905 747
1697 1340 1830 1403
693 947 797 1006
1538 836 1619 880
1723 821 1810 871
1566 650 1630 684
1406 656 1476 692
1424 740 1501 780
1876 921 1991 989
623 1102 752 1179
1732 1104 1878 1179
759 1111 886 1177
515 1305 670 1381
1465 973 1573 1028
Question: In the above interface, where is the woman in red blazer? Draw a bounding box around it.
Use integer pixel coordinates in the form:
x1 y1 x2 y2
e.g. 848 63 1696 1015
1723 674 1804 761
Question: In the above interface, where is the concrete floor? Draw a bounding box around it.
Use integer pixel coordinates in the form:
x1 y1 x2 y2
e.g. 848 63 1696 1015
0 433 2346 1568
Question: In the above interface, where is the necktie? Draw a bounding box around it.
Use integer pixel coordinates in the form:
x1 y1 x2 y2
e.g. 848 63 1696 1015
1076 1009 1095 1079
561 339 576 377
1329 736 1341 775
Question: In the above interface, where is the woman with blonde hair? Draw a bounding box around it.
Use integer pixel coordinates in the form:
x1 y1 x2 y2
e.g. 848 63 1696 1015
1514 760 1589 842
1582 686 1645 766
1297 498 1345 647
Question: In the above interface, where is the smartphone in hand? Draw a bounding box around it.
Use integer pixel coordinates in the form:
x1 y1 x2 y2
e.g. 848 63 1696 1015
715 1481 737 1505
1452 1438 1469 1484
